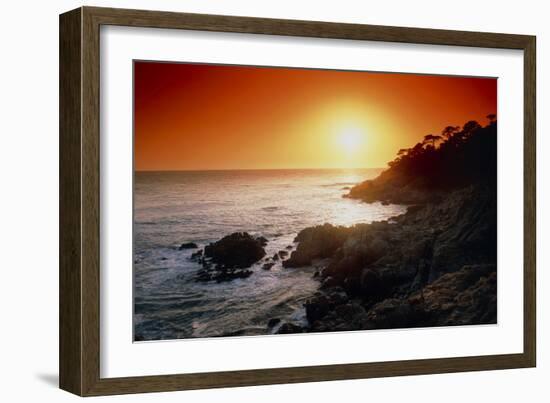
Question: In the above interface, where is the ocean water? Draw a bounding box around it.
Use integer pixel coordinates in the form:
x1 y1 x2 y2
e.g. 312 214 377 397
134 169 406 341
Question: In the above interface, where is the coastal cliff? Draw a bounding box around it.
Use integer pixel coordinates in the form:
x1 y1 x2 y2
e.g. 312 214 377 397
346 118 496 205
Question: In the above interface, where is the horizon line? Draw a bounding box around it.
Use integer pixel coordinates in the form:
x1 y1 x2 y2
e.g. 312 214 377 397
135 167 385 173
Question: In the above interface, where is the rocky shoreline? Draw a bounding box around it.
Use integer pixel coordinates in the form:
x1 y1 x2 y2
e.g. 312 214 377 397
275 184 496 333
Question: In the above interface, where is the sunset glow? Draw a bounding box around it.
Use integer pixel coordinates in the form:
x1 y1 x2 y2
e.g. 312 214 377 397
134 62 497 171
337 126 364 153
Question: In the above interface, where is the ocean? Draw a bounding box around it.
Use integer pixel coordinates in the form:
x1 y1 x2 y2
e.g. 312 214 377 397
133 169 406 341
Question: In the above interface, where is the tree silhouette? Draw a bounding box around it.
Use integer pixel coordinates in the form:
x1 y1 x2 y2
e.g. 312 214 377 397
441 125 460 140
410 142 425 156
486 113 496 124
462 120 481 135
423 134 443 148
377 116 496 191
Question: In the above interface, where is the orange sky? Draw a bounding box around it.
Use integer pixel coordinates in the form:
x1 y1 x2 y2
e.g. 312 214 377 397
134 61 496 171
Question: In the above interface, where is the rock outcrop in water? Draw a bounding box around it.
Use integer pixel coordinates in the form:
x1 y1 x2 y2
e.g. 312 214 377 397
194 232 266 283
204 232 266 268
279 118 498 333
179 242 198 250
262 262 275 270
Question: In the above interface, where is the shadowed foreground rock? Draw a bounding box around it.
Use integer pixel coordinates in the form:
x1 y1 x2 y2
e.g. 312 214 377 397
276 322 304 334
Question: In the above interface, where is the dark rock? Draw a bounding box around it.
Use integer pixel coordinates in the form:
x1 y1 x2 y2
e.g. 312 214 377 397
204 232 266 268
360 269 383 296
276 322 303 334
286 245 293 250
365 298 423 329
309 301 369 332
262 262 275 270
359 268 394 302
194 234 263 283
190 250 203 260
323 255 362 286
334 303 366 322
327 289 349 306
406 204 424 215
320 276 339 289
256 236 268 246
278 250 288 259
417 264 497 326
305 295 330 323
304 289 349 324
195 270 212 282
267 318 281 328
272 253 279 261
343 277 362 295
283 224 350 268
359 265 497 329
179 242 198 250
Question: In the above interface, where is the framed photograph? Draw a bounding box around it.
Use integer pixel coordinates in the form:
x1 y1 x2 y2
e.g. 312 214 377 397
59 6 536 396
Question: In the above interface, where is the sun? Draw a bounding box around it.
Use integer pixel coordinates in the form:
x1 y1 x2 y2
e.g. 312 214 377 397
337 126 363 153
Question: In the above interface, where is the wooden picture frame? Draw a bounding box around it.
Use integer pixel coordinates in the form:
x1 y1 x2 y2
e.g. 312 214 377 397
59 6 536 396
